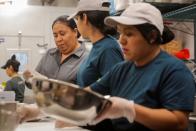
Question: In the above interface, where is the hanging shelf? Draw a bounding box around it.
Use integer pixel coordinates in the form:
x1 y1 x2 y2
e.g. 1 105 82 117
163 4 196 20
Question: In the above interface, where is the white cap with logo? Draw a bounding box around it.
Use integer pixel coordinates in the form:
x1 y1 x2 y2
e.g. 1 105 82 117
68 0 110 20
104 3 164 35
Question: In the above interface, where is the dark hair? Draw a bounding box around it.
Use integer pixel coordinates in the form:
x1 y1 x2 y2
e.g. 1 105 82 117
11 54 16 60
10 55 20 72
77 11 117 36
135 23 175 45
1 54 20 72
52 15 80 38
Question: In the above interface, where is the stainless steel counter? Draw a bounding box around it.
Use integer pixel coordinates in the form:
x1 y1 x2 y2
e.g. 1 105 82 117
16 121 89 131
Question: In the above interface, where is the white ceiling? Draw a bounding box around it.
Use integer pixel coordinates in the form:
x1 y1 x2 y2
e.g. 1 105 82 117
28 0 78 6
0 0 78 6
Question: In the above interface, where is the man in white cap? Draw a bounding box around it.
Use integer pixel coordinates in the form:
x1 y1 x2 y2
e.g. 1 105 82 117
87 2 195 131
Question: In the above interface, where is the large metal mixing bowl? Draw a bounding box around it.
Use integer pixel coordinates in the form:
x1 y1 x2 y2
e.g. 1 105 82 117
31 77 111 125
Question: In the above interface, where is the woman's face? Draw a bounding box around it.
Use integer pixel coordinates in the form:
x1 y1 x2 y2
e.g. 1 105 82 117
75 15 89 39
118 25 153 62
52 21 78 55
5 66 13 77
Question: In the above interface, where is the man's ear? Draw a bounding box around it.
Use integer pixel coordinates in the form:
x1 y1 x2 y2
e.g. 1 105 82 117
149 29 158 44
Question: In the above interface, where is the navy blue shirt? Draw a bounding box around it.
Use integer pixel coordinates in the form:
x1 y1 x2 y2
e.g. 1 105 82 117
91 51 196 130
77 35 124 87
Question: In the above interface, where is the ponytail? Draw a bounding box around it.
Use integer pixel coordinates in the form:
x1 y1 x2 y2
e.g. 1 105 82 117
78 11 118 37
135 23 175 45
161 26 175 44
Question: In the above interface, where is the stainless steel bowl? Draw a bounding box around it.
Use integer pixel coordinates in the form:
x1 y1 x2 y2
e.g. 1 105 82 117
0 102 18 131
31 77 111 125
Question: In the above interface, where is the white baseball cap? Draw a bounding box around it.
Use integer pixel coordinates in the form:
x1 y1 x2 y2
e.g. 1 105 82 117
68 0 110 20
104 3 164 34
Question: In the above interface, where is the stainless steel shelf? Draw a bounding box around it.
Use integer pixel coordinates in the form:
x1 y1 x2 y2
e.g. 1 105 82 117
163 4 196 19
160 3 196 61
149 2 191 14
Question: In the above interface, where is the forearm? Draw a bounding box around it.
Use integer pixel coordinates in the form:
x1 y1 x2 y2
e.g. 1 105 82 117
134 104 189 131
84 86 91 90
90 96 189 130
25 81 32 89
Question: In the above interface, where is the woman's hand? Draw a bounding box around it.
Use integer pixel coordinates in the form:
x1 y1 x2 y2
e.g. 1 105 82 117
23 70 33 80
17 103 41 123
91 97 136 125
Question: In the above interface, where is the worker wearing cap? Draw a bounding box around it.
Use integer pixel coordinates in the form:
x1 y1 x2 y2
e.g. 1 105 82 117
15 2 195 131
1 55 25 103
87 3 196 131
68 0 124 88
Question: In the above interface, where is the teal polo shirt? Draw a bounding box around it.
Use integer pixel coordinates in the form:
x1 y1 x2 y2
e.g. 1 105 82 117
77 35 124 87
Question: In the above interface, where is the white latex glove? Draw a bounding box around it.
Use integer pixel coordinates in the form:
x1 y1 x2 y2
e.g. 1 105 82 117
17 103 42 123
23 70 33 81
91 97 136 125
23 70 47 81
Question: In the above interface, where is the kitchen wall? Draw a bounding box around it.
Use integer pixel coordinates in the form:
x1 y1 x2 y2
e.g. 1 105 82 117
0 5 76 82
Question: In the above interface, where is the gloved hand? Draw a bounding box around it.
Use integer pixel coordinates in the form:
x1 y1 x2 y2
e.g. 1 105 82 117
17 103 42 123
91 97 136 125
55 120 75 128
23 70 33 81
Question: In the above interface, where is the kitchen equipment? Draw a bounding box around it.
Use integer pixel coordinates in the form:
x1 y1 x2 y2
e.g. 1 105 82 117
0 91 15 101
0 102 18 131
31 77 111 126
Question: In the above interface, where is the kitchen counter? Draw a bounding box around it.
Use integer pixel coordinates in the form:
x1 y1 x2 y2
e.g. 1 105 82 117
16 121 89 131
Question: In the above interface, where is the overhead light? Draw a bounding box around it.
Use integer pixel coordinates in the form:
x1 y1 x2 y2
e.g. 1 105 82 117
0 0 12 2
0 0 12 5
12 0 27 6
0 0 27 6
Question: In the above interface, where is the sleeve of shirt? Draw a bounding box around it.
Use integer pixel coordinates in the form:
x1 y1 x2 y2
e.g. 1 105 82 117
98 48 123 75
90 71 111 95
35 56 45 73
90 63 121 95
160 63 196 111
4 81 14 91
35 50 50 73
